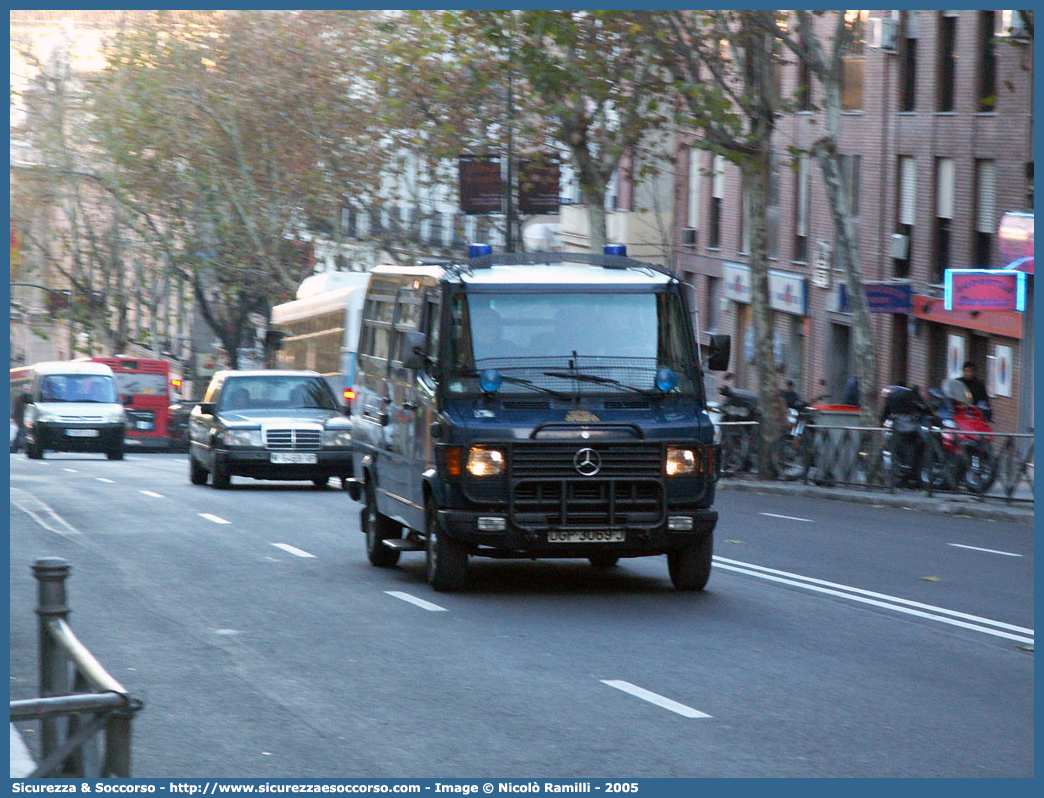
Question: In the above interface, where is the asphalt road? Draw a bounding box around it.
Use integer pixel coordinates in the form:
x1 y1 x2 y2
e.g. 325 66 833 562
9 452 1034 778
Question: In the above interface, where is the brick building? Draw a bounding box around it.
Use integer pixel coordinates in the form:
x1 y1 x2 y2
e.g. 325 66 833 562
672 10 1033 432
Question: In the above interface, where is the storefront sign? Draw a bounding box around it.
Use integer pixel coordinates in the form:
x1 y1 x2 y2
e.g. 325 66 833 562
812 240 832 288
944 269 1027 312
722 263 752 303
768 270 807 316
913 295 1023 339
838 282 913 313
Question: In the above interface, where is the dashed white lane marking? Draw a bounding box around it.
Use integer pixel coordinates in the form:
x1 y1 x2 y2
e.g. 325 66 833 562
759 512 814 523
271 543 315 559
10 487 81 537
384 591 448 612
948 543 1023 558
198 513 231 525
714 556 1034 645
139 490 164 498
95 477 115 484
600 680 711 719
62 468 78 473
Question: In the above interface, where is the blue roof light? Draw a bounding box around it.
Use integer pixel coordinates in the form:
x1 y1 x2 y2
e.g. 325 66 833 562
655 367 677 393
479 369 502 394
469 243 493 258
604 244 627 256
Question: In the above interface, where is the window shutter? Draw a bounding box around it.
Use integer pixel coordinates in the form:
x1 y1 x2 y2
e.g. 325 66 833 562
797 154 810 237
899 156 917 225
712 155 726 199
688 147 701 230
976 160 996 233
936 158 955 219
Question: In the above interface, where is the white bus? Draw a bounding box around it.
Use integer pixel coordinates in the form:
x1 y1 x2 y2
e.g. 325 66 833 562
270 272 371 405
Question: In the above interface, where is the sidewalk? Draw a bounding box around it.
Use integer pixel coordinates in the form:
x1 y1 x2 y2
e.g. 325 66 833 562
718 476 1034 525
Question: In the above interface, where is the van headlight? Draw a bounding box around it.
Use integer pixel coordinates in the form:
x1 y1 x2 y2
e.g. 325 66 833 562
666 447 696 476
104 410 127 424
466 446 505 477
322 429 352 447
33 410 57 424
222 429 262 447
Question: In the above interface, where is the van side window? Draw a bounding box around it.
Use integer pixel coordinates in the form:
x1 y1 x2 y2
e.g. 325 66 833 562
390 289 423 381
360 293 396 371
424 295 441 367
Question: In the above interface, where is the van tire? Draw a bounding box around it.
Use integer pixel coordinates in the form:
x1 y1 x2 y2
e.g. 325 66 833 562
107 447 124 461
362 483 400 567
588 555 619 569
667 534 713 591
425 508 467 592
312 477 329 489
212 459 231 489
189 454 208 485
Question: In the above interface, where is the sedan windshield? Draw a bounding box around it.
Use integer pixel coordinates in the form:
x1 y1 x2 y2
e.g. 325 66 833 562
219 377 336 411
448 291 697 395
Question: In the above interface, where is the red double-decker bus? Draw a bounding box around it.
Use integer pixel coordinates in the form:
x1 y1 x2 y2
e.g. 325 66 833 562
90 356 173 449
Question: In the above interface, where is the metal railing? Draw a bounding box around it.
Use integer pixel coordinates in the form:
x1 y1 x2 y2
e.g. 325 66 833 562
9 558 143 778
718 421 1034 504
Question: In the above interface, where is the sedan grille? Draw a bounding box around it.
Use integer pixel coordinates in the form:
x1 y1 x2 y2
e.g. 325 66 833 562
265 428 322 451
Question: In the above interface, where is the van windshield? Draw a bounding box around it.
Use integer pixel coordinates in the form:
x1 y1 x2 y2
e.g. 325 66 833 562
448 291 698 395
39 374 119 403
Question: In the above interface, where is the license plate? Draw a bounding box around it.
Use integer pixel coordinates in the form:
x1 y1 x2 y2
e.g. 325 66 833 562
136 421 153 430
66 429 99 438
270 452 317 464
547 529 625 544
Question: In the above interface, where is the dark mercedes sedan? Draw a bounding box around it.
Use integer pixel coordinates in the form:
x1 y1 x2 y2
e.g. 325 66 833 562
188 370 353 489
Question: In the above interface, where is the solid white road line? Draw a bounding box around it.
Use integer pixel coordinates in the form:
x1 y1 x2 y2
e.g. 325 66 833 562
714 557 1033 645
95 477 115 484
198 513 231 525
271 543 315 559
384 591 448 612
759 512 814 523
600 680 711 719
10 487 81 537
139 490 163 498
948 543 1023 558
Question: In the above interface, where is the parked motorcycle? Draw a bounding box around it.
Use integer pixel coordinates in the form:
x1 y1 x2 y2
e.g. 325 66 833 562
769 394 829 481
928 379 997 494
713 383 761 475
880 385 939 489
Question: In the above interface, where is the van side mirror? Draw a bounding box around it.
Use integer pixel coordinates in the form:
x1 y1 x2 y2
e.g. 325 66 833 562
705 334 731 372
122 394 133 405
197 402 216 416
401 330 427 370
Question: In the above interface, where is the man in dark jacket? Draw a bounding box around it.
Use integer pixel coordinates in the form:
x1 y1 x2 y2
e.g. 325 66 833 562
958 361 991 419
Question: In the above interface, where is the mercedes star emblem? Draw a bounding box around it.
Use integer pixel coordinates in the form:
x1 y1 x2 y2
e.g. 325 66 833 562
573 447 601 477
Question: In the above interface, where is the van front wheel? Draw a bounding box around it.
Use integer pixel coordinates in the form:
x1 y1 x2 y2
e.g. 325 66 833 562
667 534 713 591
425 509 467 592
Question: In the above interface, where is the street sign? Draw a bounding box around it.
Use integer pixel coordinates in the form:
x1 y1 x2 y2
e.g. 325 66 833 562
812 240 832 288
518 156 560 215
459 154 503 215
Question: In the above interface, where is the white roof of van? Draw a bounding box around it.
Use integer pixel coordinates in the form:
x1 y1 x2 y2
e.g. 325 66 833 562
371 261 671 286
31 361 116 376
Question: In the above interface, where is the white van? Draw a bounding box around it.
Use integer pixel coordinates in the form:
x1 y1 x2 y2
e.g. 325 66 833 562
19 361 127 459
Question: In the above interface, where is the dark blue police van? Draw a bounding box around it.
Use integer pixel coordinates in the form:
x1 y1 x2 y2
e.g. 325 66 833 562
349 249 730 592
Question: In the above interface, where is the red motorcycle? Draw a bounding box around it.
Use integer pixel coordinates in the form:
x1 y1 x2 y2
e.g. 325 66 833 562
928 379 997 494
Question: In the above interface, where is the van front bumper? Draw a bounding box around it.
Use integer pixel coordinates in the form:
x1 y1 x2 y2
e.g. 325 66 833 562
33 423 124 452
435 508 717 558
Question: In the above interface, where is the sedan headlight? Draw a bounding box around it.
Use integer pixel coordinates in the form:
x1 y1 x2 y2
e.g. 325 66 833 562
666 446 696 477
466 446 505 477
221 428 262 447
322 429 352 447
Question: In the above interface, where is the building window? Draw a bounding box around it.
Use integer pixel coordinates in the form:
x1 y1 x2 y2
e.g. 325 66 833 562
841 10 867 111
740 180 751 254
686 146 701 246
1028 162 1034 211
767 153 780 260
709 155 725 249
978 11 997 112
974 160 996 266
898 11 918 112
793 152 810 262
797 59 813 112
933 157 955 282
937 11 958 112
895 155 917 278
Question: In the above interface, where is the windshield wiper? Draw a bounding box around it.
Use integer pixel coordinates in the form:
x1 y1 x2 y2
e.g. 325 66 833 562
460 369 571 400
542 370 656 396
